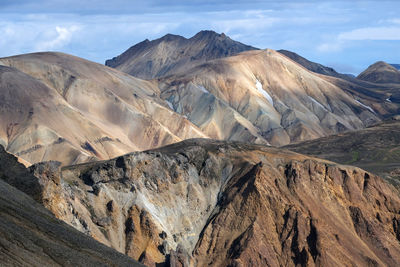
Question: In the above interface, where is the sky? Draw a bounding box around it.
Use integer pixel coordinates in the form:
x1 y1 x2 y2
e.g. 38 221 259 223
0 0 399 75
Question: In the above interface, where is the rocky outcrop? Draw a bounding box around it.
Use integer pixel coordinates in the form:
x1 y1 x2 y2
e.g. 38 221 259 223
23 139 400 266
105 30 257 79
0 145 143 267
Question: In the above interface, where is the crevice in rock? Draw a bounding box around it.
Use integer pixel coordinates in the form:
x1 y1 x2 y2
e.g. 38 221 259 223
307 219 319 262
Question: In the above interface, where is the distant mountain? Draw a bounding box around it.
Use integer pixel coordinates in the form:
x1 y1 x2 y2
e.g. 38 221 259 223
0 52 207 166
357 61 400 84
0 145 142 266
391 64 400 70
105 30 258 79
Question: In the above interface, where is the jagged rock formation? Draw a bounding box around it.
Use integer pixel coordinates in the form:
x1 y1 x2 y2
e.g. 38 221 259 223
23 139 400 266
358 61 400 84
284 119 400 189
0 145 143 267
158 49 382 146
105 30 258 79
0 53 206 166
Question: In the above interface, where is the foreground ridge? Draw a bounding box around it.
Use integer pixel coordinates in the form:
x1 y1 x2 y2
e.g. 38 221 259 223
13 139 400 266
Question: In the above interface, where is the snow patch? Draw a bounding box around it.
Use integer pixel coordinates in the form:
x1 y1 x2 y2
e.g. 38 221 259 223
165 100 174 110
198 85 209 94
355 99 375 113
308 96 327 111
255 79 273 105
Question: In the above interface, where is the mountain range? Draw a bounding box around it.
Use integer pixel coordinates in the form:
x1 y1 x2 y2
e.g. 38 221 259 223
1 30 400 266
1 31 399 166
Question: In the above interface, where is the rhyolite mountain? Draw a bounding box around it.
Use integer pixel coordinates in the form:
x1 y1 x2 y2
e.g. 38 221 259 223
0 145 143 267
158 49 386 146
1 46 394 166
358 61 400 84
106 31 399 146
105 30 258 79
17 138 400 266
0 52 207 166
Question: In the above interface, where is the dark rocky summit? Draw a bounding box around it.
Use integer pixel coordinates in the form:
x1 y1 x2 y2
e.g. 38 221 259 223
105 30 258 79
358 61 400 84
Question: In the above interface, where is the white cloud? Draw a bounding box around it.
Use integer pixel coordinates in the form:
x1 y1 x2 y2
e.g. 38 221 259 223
35 25 80 51
388 18 400 24
317 41 345 52
338 27 400 41
317 25 400 53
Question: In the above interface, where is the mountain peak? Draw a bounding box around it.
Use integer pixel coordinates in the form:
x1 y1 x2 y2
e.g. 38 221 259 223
159 33 186 42
357 60 400 83
105 30 258 79
191 30 227 40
